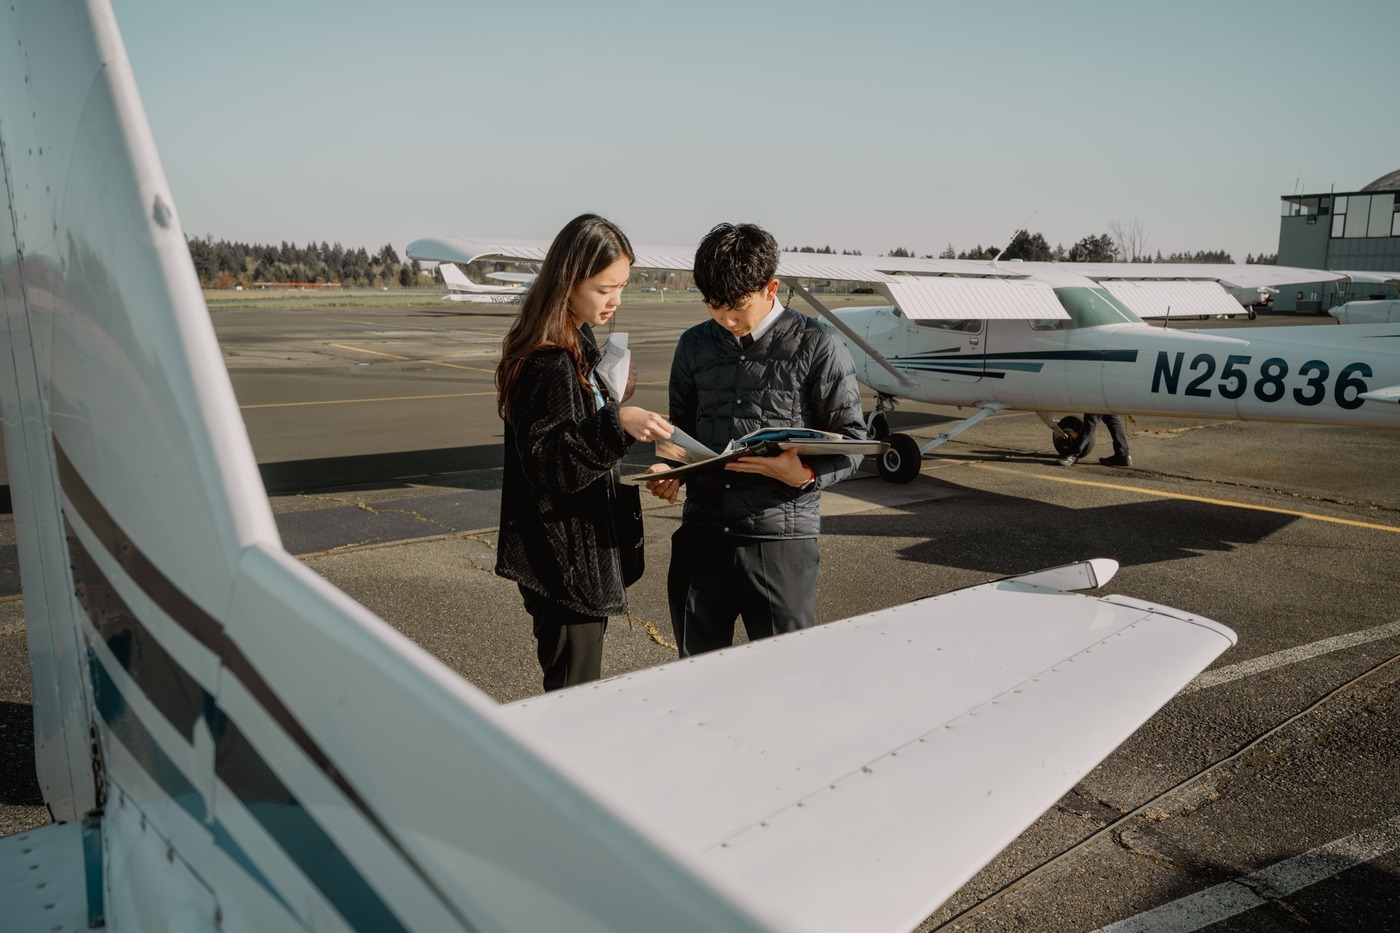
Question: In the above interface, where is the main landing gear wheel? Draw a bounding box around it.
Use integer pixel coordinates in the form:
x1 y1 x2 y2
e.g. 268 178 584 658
878 433 923 484
1053 416 1094 458
868 410 890 440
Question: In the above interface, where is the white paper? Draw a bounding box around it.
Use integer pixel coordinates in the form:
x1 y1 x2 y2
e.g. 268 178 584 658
660 426 719 463
596 332 630 401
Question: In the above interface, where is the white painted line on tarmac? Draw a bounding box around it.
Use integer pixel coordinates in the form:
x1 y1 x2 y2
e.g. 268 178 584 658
328 343 495 373
1095 813 1400 932
1181 619 1400 694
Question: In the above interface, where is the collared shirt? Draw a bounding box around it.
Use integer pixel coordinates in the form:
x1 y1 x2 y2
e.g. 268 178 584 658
580 322 606 410
736 296 785 345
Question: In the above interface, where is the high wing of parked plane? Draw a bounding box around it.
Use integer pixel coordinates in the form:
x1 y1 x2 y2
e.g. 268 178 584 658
1334 269 1400 292
437 260 530 303
408 239 1400 482
2 2 1239 930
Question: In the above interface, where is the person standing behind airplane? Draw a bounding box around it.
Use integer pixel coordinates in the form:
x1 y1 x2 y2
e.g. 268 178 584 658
495 214 673 691
645 222 865 656
1057 413 1132 467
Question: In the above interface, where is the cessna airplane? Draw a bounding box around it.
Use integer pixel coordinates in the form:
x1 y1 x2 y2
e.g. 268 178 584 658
406 248 1400 483
1332 299 1400 325
1226 283 1275 317
437 260 531 303
1 2 1238 930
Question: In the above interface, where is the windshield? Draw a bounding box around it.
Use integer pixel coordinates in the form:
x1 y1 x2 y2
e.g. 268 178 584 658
1031 286 1143 330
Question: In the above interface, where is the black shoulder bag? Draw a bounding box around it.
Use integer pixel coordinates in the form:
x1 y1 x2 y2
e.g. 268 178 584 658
609 475 645 587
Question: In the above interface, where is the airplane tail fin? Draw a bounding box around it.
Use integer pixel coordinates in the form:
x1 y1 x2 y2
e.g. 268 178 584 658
1 2 764 930
438 259 526 294
437 260 474 290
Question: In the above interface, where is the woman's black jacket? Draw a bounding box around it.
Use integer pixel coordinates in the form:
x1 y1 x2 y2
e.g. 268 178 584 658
495 333 633 616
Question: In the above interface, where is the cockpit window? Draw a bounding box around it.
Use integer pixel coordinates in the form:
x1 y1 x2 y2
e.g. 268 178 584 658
1030 287 1143 330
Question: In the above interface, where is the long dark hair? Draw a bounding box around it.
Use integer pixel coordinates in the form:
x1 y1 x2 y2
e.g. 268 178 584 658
496 214 635 421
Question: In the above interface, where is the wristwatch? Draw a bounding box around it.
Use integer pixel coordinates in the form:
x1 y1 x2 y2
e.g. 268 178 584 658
797 466 818 493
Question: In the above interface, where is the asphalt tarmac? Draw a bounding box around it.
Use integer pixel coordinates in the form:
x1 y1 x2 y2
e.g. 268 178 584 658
2 296 1398 931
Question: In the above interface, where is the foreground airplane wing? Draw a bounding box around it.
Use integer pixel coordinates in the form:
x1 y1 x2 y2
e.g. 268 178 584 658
3 3 1234 930
501 571 1233 932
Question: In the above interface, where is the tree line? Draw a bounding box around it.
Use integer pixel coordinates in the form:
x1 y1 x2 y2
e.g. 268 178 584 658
936 232 1271 265
185 236 427 289
189 224 1279 292
793 219 1278 266
786 245 865 255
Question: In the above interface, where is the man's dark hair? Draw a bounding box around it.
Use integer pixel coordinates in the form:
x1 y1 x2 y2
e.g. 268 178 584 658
692 223 779 310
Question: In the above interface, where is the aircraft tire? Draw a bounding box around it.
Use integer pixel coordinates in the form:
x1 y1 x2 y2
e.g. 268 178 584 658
868 411 890 440
1053 416 1094 458
1247 308 1258 320
878 433 923 484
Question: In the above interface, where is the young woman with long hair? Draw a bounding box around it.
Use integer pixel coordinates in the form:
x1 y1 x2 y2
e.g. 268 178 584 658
494 214 672 690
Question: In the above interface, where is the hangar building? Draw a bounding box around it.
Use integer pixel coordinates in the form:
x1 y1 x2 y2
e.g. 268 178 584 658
1275 168 1400 312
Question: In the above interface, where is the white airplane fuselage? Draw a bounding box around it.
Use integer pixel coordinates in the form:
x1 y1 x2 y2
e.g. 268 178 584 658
443 292 524 303
1331 300 1400 325
838 306 1400 428
438 261 529 302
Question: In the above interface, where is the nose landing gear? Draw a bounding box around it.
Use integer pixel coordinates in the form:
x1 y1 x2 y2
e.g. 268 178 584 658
877 433 923 484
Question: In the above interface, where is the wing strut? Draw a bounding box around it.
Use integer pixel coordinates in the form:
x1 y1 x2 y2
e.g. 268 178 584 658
916 402 1006 453
783 279 919 391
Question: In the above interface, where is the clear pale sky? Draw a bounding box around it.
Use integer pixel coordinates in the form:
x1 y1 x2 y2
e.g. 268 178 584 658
111 0 1400 263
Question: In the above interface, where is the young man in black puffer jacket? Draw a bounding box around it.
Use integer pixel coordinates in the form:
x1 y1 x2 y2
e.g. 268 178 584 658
645 223 866 656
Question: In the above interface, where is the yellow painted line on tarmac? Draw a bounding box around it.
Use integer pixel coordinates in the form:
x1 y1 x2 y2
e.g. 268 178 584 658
968 462 1400 534
328 342 495 374
329 342 410 359
241 391 492 410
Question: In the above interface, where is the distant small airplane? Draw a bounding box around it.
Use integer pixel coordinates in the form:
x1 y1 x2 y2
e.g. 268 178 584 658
1225 284 1276 318
1 2 1236 930
437 260 530 303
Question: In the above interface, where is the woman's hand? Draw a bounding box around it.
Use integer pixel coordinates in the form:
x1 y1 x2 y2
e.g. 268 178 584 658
644 463 681 503
618 406 673 443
